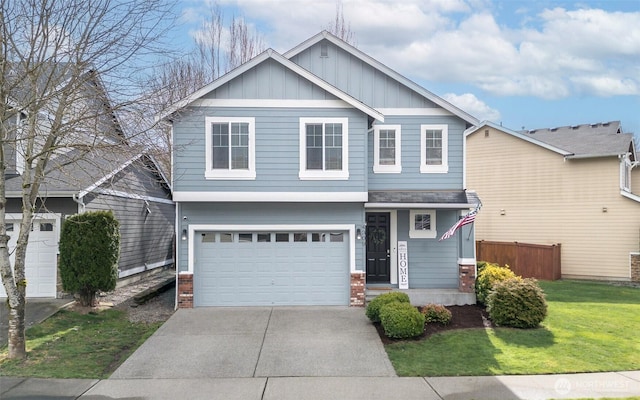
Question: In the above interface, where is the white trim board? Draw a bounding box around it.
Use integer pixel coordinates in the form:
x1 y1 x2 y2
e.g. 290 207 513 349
186 224 356 274
119 259 174 278
92 188 174 204
192 99 353 108
173 191 368 202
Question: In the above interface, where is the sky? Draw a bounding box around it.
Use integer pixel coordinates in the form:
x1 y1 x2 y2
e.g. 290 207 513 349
173 0 640 137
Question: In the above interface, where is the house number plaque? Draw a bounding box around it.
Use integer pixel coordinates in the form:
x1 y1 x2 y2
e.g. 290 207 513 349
398 241 409 289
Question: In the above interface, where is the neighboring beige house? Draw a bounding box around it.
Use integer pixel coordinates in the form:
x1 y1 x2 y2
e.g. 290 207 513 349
466 121 639 281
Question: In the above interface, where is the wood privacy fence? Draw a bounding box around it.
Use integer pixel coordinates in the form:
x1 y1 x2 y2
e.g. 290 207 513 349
476 241 562 280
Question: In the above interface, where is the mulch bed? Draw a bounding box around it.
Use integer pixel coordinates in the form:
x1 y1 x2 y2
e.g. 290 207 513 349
375 304 493 345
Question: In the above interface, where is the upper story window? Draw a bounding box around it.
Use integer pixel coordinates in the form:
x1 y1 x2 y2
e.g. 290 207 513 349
420 124 448 174
205 117 256 180
373 125 401 173
299 117 349 180
621 155 632 192
409 209 437 239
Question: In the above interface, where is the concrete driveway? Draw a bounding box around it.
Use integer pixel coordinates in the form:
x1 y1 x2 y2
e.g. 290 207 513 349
110 307 396 379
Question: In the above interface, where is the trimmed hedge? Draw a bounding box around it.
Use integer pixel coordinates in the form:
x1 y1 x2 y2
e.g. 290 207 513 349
420 304 452 325
486 278 548 328
475 262 519 304
365 291 410 323
59 211 120 307
379 301 425 339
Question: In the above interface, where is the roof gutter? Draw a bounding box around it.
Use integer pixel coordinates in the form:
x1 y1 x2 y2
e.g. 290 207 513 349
365 202 477 209
564 153 621 160
72 193 85 213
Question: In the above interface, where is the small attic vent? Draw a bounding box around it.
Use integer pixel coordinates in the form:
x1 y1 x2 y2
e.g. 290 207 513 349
571 125 579 130
591 123 598 127
320 43 328 57
550 127 558 132
602 122 609 126
529 130 537 134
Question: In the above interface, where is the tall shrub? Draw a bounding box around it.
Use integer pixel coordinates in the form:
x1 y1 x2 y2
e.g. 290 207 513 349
475 262 519 304
486 278 548 328
59 211 120 306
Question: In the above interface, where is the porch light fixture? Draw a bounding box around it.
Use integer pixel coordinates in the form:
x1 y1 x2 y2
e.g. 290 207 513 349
356 228 363 240
181 229 187 241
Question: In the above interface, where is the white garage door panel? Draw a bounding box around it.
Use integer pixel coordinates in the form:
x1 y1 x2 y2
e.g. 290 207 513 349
194 231 349 306
0 219 58 298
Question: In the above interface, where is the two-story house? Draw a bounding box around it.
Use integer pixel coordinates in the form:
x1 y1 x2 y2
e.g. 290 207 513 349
1 68 174 298
161 31 481 308
467 121 639 282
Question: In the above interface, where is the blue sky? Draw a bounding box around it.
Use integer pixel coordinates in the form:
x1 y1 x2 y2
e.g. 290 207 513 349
173 0 640 137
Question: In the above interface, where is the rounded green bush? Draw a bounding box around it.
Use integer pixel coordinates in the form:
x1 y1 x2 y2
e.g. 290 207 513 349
379 301 425 339
420 304 452 325
486 278 548 328
365 291 410 323
475 263 519 304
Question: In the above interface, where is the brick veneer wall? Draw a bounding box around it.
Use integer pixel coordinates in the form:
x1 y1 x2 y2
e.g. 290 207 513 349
178 273 194 308
459 263 476 293
631 253 640 283
350 272 365 307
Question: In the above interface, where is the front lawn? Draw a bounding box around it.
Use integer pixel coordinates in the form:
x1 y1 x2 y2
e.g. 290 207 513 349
0 308 162 378
385 280 640 376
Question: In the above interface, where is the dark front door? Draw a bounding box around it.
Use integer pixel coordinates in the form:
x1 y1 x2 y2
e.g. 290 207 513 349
366 212 391 283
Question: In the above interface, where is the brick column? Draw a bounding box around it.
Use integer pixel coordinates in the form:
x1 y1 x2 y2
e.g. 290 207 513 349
459 263 476 293
350 272 365 307
177 273 194 308
631 253 640 283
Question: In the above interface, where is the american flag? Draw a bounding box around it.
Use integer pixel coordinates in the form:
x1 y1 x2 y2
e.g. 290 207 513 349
439 206 479 241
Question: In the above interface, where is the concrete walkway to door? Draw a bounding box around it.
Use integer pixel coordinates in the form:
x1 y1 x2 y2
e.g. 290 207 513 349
110 307 397 379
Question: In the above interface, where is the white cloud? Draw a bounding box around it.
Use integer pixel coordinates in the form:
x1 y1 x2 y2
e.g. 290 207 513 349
443 93 501 122
183 1 640 99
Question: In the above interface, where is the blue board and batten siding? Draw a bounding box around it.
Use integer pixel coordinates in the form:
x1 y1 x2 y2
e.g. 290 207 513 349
173 107 368 193
289 41 439 109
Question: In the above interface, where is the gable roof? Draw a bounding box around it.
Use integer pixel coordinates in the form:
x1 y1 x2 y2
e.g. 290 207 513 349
284 31 479 126
520 121 634 159
468 120 636 160
466 121 573 156
156 48 384 122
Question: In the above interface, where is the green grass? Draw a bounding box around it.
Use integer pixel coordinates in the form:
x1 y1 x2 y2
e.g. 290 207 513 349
0 308 162 378
385 280 640 376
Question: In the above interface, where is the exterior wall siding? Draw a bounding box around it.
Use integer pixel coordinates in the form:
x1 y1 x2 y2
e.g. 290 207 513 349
368 116 466 190
467 126 640 280
396 209 459 288
290 41 439 109
178 202 365 273
7 197 77 216
173 107 368 193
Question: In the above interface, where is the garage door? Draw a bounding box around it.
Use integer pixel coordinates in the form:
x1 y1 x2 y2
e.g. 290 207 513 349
0 219 58 298
194 230 349 306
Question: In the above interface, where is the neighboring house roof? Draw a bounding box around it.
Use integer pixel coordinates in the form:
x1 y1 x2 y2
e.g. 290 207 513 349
366 190 480 209
284 31 479 126
157 48 384 123
4 148 171 199
467 120 636 160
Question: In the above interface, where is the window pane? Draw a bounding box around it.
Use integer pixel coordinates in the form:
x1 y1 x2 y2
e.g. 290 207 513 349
425 129 442 165
257 233 271 242
220 233 233 243
379 129 395 165
311 233 321 242
293 233 307 242
330 233 344 242
325 148 342 170
5 223 14 232
212 123 230 169
40 223 54 232
414 214 431 230
276 233 289 242
231 147 248 169
306 124 323 170
201 233 216 243
239 233 253 242
325 123 343 170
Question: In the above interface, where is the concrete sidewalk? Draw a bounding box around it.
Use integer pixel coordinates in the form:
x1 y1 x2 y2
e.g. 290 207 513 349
2 371 639 399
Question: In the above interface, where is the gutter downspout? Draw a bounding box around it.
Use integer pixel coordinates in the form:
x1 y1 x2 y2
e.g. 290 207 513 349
72 193 86 213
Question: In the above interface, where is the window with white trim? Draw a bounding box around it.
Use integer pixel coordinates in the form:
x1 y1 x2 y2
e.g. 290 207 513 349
409 209 437 239
420 124 448 173
205 117 256 179
373 125 401 173
299 117 349 180
621 155 632 192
